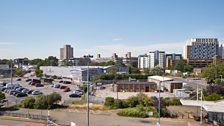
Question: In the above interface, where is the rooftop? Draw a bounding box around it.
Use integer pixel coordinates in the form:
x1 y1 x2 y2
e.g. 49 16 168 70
148 76 173 82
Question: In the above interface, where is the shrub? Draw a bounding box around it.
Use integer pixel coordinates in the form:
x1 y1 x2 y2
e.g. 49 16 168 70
126 96 139 107
21 97 35 109
205 93 222 101
117 108 147 118
104 97 115 107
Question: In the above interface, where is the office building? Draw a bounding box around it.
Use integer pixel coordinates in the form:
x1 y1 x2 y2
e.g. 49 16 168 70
184 38 219 60
60 45 74 60
165 54 182 68
123 52 138 67
149 50 165 68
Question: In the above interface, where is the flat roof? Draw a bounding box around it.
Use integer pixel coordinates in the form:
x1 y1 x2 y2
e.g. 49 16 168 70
148 76 173 82
180 99 224 113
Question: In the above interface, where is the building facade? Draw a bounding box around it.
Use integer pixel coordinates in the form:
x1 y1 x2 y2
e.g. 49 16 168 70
165 54 182 68
184 38 220 60
149 50 165 68
60 45 74 60
138 54 150 69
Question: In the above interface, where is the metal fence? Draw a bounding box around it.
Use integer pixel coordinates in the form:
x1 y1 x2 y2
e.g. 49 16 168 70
0 111 62 126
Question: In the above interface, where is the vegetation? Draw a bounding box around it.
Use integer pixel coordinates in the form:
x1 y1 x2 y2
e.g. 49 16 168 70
35 68 43 77
205 93 222 101
15 69 23 77
20 93 61 109
202 63 224 83
0 91 6 108
150 67 164 76
174 59 192 73
29 56 59 68
104 93 179 118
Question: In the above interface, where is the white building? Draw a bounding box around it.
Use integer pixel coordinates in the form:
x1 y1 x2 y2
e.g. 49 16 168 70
149 50 165 68
138 54 150 69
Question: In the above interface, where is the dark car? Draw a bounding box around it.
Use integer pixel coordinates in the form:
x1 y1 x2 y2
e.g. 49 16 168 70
35 83 44 87
26 79 32 82
16 78 22 81
69 93 81 98
63 81 71 84
15 93 28 97
28 90 34 94
59 80 63 83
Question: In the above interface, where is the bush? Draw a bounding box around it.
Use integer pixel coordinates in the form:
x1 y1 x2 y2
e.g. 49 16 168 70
104 97 115 107
205 93 222 101
21 97 35 109
117 108 147 118
126 96 139 107
34 92 61 109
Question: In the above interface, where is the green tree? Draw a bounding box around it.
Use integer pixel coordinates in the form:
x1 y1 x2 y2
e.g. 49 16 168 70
44 56 58 66
0 91 5 101
35 68 43 77
21 97 35 109
128 65 140 74
61 59 72 66
205 93 222 101
151 66 164 76
15 69 23 77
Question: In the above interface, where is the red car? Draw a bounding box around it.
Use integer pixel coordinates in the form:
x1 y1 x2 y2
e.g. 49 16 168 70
60 85 68 89
64 87 70 92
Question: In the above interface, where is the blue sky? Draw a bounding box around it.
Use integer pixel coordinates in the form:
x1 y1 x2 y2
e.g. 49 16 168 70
0 0 224 59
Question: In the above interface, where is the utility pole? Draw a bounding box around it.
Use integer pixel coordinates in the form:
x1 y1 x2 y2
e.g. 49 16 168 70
10 59 13 84
84 55 93 126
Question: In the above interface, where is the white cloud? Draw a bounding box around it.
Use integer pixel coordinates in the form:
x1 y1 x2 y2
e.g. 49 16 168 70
0 42 16 45
112 38 123 41
75 42 185 58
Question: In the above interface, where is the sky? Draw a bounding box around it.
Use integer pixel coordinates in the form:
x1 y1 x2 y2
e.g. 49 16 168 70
0 0 224 59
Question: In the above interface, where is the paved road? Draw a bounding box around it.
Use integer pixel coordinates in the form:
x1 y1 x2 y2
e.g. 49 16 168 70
14 108 188 126
0 117 46 126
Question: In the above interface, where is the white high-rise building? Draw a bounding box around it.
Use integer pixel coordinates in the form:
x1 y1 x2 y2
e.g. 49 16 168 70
60 44 74 60
149 52 155 69
138 54 150 69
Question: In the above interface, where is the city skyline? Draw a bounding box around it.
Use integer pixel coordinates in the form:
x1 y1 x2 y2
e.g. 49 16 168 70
1 0 224 59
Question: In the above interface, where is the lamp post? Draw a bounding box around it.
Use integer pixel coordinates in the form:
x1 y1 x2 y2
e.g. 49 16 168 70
10 59 13 84
157 81 161 126
84 54 93 126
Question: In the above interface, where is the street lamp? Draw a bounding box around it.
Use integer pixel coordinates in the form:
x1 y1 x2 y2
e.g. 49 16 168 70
10 59 13 84
157 81 161 126
84 54 93 126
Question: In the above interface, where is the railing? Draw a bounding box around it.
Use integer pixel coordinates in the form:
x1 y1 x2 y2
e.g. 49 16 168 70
0 111 62 126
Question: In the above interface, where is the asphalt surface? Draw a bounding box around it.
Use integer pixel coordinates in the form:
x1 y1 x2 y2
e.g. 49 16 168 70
1 77 81 106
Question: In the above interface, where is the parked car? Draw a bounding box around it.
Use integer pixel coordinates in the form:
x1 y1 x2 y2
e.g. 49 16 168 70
21 89 29 94
60 85 68 89
69 93 81 98
32 91 43 95
28 90 34 94
35 83 44 87
16 78 22 81
26 79 32 82
9 90 17 95
73 90 83 95
15 93 27 97
63 81 71 84
64 87 70 92
53 84 60 88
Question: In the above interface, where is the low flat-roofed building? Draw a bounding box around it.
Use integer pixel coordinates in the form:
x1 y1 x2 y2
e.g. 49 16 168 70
180 99 224 124
148 76 183 93
116 80 157 92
